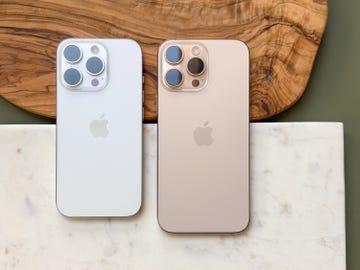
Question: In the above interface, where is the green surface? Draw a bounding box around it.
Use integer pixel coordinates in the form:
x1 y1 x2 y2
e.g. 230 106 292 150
0 98 54 124
0 0 359 268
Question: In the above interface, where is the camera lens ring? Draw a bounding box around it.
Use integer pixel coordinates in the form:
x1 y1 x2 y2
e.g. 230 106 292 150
63 68 82 87
165 46 183 65
63 44 82 63
187 57 205 76
165 69 183 88
86 56 105 76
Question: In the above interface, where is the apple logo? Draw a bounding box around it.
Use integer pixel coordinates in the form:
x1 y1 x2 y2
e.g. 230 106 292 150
193 121 214 146
89 114 109 138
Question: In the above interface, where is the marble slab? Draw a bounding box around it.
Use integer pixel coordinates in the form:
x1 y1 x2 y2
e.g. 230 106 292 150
0 123 346 270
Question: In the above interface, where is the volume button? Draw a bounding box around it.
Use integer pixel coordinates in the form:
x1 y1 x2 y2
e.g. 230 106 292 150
142 75 144 120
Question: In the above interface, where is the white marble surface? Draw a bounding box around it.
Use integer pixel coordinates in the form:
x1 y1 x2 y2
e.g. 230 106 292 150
0 123 346 270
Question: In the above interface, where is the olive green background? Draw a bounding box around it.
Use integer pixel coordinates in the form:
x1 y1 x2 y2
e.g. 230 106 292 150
0 0 358 268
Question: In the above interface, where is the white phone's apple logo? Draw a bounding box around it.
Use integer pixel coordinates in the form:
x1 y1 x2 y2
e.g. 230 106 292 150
90 114 109 138
193 121 214 146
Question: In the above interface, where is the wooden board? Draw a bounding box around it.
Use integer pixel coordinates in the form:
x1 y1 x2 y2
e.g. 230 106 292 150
0 0 327 121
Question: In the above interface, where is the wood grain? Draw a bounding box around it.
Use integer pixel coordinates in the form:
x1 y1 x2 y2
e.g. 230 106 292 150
0 0 327 121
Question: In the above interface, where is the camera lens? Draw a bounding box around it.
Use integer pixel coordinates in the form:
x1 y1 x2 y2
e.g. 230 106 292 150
165 46 183 64
187 57 205 76
165 69 182 87
63 45 82 63
63 68 82 87
86 57 104 75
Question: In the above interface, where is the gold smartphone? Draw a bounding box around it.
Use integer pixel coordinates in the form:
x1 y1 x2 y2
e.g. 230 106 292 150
158 40 250 233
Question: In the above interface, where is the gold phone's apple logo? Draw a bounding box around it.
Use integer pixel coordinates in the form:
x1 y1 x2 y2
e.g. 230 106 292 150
89 114 109 138
193 121 214 146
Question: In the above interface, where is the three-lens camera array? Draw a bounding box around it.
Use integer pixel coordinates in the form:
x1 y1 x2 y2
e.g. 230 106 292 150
61 43 107 91
163 44 207 90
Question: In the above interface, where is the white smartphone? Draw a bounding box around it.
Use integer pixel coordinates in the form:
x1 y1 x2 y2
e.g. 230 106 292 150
56 38 143 217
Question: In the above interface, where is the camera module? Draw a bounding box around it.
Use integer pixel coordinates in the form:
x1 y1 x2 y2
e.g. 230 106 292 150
63 68 82 87
187 57 205 76
86 57 104 75
165 46 183 64
165 69 183 87
63 45 82 63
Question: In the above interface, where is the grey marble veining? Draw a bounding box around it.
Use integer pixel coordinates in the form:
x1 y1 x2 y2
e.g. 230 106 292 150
0 123 345 269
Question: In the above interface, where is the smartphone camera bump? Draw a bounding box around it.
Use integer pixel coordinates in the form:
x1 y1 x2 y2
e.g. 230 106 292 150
165 69 183 88
63 45 82 63
187 57 205 76
61 42 107 90
165 46 183 64
162 43 208 91
63 68 82 87
86 56 105 76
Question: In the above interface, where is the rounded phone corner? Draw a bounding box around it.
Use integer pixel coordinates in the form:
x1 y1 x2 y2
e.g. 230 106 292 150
229 39 250 57
232 214 250 234
124 199 143 218
55 198 73 218
123 38 143 59
157 214 176 234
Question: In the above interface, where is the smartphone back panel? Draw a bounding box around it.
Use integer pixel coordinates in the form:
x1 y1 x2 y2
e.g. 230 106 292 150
56 39 142 217
158 40 249 233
